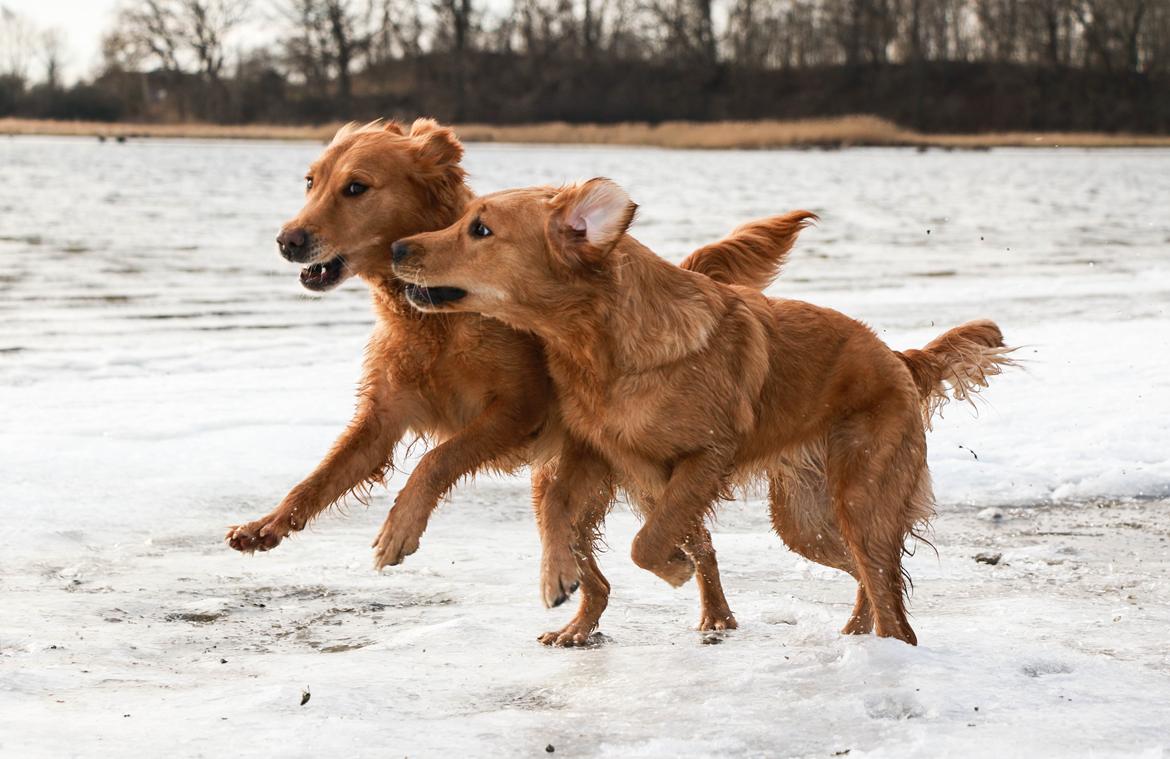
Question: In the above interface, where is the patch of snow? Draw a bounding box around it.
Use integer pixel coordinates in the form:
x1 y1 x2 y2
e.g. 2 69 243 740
1 139 1169 756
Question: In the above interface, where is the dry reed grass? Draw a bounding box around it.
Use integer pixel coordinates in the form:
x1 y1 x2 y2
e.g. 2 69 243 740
3 115 1168 149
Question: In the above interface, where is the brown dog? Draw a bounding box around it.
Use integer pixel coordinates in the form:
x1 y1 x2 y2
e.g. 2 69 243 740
390 178 1014 645
224 122 807 631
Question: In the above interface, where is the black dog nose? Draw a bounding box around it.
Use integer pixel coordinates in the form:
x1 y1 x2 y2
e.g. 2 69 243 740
277 227 309 261
391 240 412 264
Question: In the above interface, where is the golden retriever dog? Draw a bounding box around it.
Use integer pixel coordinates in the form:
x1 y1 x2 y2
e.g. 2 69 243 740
224 120 808 631
390 178 1014 645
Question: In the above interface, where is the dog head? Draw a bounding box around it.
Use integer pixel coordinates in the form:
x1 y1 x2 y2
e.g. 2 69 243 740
276 118 466 292
389 178 637 322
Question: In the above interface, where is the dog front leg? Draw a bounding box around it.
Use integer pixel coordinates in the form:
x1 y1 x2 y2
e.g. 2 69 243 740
683 526 737 631
538 441 614 646
536 454 615 608
371 398 529 568
630 447 732 587
226 379 419 553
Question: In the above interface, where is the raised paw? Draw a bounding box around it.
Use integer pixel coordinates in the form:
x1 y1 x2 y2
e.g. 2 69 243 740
631 534 696 588
657 548 697 588
540 544 580 608
538 619 599 647
225 512 299 553
371 512 425 570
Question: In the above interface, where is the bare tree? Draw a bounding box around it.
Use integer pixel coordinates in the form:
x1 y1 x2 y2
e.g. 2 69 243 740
433 0 475 117
275 0 329 86
1 5 42 83
12 0 1170 127
104 0 248 77
39 27 67 88
1073 0 1153 70
105 1 185 73
273 0 371 101
434 0 474 53
369 0 424 60
693 0 716 64
324 0 367 102
644 0 716 63
183 0 250 81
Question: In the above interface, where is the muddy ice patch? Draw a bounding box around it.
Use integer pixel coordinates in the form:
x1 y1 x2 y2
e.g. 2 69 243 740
145 582 457 655
863 690 928 720
165 610 226 624
498 686 569 712
1021 660 1075 678
38 561 118 595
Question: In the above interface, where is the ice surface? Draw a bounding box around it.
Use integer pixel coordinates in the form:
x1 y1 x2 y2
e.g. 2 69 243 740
1 138 1168 756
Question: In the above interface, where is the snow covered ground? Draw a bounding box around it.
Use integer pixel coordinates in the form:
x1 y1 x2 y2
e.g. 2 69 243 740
1 137 1169 756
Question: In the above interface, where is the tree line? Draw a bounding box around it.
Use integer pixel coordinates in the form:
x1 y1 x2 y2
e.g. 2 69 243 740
2 0 1168 132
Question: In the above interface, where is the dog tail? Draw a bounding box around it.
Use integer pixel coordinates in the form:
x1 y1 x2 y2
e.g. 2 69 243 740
680 210 818 290
896 319 1016 426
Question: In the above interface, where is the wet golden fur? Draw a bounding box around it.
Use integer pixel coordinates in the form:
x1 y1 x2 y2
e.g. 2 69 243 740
224 122 809 628
392 178 1014 645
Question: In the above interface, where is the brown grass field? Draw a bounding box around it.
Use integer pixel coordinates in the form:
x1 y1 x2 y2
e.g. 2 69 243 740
3 115 1169 149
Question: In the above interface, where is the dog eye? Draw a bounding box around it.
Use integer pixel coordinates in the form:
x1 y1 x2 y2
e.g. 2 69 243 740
470 220 492 238
305 176 313 191
343 181 368 197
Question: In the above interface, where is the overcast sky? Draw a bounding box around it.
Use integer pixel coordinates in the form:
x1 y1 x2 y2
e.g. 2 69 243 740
4 0 281 83
5 0 556 84
5 0 121 81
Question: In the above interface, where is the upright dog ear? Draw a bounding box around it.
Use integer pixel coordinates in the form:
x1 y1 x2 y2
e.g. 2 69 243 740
547 178 637 265
409 118 464 168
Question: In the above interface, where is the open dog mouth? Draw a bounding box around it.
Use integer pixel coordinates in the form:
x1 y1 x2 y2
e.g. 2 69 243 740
299 256 346 291
403 284 468 308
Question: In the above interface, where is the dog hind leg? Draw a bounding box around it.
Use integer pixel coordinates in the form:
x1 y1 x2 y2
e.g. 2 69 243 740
684 526 737 631
826 413 928 645
768 468 873 634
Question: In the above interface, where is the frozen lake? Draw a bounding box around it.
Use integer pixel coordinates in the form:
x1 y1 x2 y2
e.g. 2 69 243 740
1 136 1169 756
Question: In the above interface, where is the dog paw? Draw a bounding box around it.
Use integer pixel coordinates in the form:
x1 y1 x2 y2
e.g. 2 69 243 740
225 512 297 553
540 546 580 608
698 609 738 632
538 619 601 647
371 513 425 570
648 546 696 588
631 535 696 588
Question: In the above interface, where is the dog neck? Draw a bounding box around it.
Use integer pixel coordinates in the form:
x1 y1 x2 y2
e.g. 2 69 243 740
533 236 727 384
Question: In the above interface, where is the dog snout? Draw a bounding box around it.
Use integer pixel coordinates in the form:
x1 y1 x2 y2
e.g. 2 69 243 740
391 240 414 265
277 226 312 262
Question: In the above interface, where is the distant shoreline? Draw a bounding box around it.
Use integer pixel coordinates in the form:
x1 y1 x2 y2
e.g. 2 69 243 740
4 116 1170 149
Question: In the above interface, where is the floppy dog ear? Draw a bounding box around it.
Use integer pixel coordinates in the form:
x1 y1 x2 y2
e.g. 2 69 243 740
409 118 464 168
547 178 637 265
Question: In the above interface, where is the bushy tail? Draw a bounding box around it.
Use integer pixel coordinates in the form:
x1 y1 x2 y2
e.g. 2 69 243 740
897 319 1016 426
680 210 818 290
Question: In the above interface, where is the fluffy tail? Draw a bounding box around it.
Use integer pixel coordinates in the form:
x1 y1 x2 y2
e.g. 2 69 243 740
679 210 818 290
897 319 1016 425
